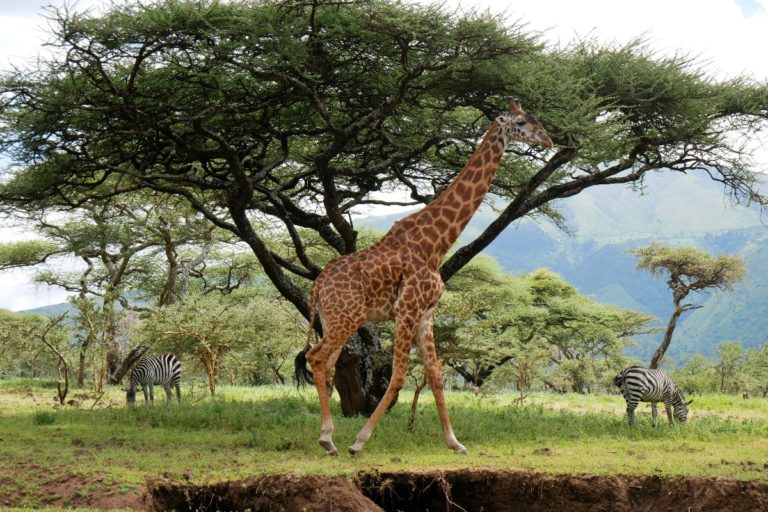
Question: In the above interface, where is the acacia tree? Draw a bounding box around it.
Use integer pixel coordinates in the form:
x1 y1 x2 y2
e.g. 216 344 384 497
1 0 767 415
134 289 296 395
631 244 747 369
0 193 222 385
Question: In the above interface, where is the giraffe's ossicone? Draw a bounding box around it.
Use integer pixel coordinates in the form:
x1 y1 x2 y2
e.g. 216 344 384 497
297 98 554 456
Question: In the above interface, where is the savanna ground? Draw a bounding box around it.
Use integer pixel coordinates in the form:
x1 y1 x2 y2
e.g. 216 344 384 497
1 378 768 511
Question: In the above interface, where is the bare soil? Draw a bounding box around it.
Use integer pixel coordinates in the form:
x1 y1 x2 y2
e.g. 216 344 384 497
147 469 768 512
0 462 147 510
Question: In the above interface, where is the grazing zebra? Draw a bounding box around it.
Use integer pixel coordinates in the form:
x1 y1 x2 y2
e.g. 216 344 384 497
126 354 181 406
613 366 692 427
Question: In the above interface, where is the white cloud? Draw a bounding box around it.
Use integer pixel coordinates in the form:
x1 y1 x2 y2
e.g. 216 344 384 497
446 0 768 81
0 269 70 312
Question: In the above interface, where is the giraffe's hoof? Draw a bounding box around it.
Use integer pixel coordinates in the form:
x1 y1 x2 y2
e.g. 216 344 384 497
347 445 363 457
453 444 468 455
319 440 338 456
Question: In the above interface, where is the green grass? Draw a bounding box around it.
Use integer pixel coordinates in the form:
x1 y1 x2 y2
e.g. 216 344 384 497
1 378 768 509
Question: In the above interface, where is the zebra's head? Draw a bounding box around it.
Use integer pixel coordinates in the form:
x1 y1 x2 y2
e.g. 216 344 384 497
673 393 693 423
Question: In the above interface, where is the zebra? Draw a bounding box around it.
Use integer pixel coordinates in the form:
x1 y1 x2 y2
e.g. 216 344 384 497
613 366 692 427
126 354 181 406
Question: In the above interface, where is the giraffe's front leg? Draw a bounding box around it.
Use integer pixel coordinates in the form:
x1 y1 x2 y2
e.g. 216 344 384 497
416 308 466 454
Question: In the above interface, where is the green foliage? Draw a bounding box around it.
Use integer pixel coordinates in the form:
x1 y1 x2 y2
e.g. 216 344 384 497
673 354 718 394
134 289 299 392
744 344 768 397
436 260 653 392
673 340 768 397
715 341 746 394
0 240 60 270
0 309 65 377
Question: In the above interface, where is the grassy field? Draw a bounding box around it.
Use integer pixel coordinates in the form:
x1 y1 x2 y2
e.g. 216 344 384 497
1 377 768 509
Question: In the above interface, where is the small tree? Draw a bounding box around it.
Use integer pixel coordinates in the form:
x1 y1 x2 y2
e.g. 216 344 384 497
673 354 717 394
744 344 768 397
0 309 59 377
135 289 296 395
631 244 746 369
715 341 746 394
36 314 71 404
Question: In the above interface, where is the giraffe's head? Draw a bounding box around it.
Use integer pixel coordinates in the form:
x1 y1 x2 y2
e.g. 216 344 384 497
497 97 554 149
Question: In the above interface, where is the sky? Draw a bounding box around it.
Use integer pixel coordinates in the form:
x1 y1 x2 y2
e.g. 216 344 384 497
0 0 767 311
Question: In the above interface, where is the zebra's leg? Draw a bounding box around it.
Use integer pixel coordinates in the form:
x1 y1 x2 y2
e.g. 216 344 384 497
164 384 172 404
148 383 155 403
175 383 181 403
141 385 149 404
663 399 674 425
626 400 638 426
651 402 658 428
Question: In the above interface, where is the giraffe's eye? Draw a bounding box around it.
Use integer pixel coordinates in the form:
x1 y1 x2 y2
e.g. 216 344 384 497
515 120 526 126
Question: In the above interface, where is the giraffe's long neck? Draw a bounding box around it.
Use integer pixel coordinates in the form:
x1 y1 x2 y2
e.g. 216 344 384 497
386 121 510 264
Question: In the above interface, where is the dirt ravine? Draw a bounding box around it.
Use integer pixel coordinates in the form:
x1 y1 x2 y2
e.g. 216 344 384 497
148 469 768 512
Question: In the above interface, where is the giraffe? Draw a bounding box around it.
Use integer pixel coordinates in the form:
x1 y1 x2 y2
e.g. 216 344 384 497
300 98 554 456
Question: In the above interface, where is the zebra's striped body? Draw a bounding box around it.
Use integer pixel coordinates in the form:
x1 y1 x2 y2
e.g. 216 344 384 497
126 354 181 406
613 366 691 427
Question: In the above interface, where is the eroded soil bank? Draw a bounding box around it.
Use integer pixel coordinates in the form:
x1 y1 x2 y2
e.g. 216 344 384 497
148 469 768 512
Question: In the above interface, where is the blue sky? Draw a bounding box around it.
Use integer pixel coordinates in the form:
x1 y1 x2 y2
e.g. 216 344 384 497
1 0 767 310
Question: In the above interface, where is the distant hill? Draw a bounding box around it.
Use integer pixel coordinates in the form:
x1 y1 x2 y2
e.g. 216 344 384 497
19 302 77 318
360 171 768 362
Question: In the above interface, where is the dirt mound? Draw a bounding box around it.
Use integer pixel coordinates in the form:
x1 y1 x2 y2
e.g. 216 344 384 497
148 474 381 512
150 470 768 512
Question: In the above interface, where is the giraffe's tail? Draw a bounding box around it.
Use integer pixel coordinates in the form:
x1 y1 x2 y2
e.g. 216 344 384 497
294 282 318 388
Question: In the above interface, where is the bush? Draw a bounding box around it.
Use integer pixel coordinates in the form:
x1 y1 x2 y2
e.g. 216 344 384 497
32 411 56 425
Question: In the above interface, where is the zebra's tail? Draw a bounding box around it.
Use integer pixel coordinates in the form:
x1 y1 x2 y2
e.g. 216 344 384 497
294 282 318 388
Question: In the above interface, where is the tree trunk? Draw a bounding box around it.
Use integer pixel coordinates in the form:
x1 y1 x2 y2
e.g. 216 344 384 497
649 304 684 369
103 293 122 385
333 327 394 417
77 350 87 388
407 375 429 433
110 345 149 385
201 349 217 396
